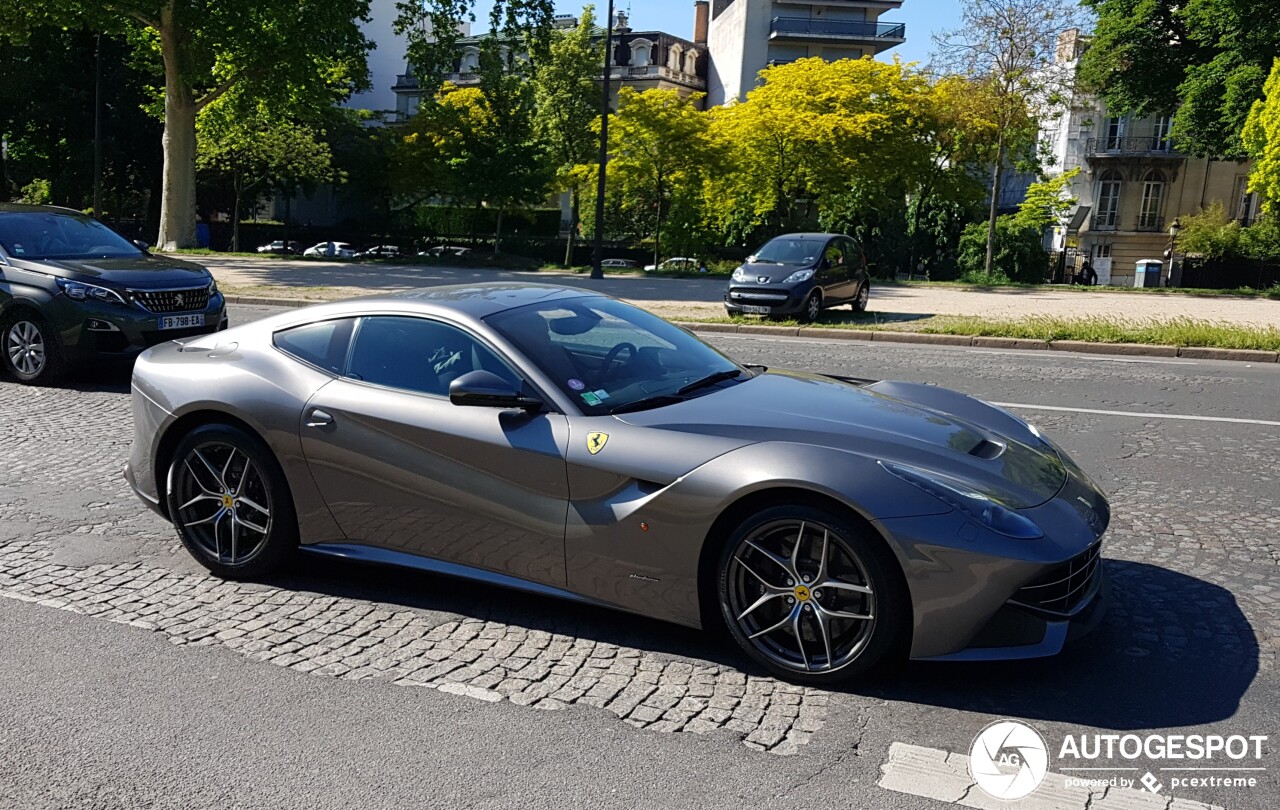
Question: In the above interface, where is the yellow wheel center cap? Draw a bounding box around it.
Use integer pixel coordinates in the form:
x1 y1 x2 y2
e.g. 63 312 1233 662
220 494 236 509
794 585 811 602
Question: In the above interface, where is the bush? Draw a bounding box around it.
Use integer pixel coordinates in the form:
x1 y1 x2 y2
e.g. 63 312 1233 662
413 206 562 238
957 217 1049 284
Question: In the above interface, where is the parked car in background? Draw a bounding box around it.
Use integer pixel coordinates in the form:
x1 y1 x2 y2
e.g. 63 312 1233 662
0 204 226 384
644 257 706 273
256 240 302 255
357 245 402 259
420 245 472 259
601 258 640 269
302 242 357 259
725 232 870 323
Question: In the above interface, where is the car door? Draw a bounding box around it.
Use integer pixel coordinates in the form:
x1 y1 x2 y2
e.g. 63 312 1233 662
297 314 572 588
818 239 848 301
843 237 867 297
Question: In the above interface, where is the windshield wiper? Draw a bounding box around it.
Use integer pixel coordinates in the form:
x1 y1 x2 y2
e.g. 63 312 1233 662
677 368 744 396
610 394 688 415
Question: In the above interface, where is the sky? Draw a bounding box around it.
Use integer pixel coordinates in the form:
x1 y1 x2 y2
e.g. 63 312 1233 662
468 1 962 65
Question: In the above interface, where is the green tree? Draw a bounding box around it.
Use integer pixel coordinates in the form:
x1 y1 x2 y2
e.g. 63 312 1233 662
1244 59 1280 212
395 0 557 93
1080 0 1280 159
532 7 602 265
957 217 1048 284
1 0 372 249
934 0 1080 274
196 100 337 252
584 87 713 267
1012 169 1081 232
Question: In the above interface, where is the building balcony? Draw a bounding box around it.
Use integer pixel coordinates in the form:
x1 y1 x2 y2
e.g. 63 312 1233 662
1091 216 1118 232
393 74 419 91
1135 214 1166 232
1085 137 1179 157
608 64 706 89
769 17 907 46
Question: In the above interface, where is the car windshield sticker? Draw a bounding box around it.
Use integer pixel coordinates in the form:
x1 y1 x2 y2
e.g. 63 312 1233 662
592 389 610 401
567 378 585 391
11 244 23 255
581 392 602 406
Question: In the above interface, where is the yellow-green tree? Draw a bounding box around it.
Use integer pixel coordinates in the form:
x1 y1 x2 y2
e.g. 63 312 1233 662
705 58 934 245
580 88 715 266
1244 58 1280 214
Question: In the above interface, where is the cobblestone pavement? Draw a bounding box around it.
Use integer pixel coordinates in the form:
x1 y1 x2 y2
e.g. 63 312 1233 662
3 320 1280 809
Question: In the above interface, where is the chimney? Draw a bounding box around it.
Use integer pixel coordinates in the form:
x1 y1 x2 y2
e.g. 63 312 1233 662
615 10 631 34
694 0 710 45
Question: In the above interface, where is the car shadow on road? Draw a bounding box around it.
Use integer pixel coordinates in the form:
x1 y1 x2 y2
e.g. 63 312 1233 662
269 556 1257 730
859 560 1259 730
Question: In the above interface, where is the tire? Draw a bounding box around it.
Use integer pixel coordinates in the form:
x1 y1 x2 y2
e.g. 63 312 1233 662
2 311 65 385
799 291 822 324
853 282 870 313
716 504 908 685
166 423 298 579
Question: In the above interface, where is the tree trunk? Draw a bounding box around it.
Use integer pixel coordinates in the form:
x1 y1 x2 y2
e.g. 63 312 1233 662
653 176 663 269
494 206 504 256
231 181 242 253
156 4 198 251
984 139 1007 276
564 186 578 267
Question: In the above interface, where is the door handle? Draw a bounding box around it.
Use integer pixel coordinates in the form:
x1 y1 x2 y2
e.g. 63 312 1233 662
305 408 334 428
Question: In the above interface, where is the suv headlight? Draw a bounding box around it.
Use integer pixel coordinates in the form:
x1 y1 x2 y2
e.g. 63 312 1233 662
784 268 815 283
207 277 220 296
56 278 128 306
880 461 1043 539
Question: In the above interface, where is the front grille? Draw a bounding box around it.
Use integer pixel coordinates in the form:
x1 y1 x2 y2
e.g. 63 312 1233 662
130 286 211 314
1010 543 1102 616
729 288 790 301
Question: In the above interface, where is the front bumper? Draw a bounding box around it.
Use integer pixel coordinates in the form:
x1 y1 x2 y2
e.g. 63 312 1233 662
50 293 227 363
724 282 810 315
880 462 1111 661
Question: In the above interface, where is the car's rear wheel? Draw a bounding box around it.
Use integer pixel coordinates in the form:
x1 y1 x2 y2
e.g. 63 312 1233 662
799 291 822 324
166 424 297 579
717 505 906 684
853 282 870 313
2 312 64 385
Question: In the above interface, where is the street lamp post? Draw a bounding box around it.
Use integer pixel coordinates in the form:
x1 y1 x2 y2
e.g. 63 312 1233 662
590 0 615 281
1165 217 1182 288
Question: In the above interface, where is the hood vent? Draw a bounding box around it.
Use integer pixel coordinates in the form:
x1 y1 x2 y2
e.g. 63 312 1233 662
968 438 1005 460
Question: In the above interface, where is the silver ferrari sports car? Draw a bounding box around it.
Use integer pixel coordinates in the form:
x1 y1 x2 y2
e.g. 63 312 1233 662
125 283 1109 684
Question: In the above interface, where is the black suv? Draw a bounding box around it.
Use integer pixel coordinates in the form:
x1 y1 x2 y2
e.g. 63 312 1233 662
0 204 227 383
725 232 870 322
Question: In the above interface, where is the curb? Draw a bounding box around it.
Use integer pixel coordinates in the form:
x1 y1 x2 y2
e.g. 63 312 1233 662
224 297 1280 365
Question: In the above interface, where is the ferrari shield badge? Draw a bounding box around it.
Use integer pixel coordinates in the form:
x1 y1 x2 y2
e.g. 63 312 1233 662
587 432 609 455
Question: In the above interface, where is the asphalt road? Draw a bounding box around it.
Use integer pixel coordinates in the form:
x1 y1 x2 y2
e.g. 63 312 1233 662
0 303 1276 810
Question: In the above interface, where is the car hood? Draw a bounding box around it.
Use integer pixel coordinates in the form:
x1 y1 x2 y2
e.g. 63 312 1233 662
736 260 813 283
613 369 1066 508
14 255 210 288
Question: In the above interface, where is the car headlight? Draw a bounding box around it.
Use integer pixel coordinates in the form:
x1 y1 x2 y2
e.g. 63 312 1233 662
784 268 815 283
207 277 220 296
880 461 1043 539
731 266 749 282
56 278 128 306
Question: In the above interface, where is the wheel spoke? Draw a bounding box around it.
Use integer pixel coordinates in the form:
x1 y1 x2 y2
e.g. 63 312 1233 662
192 449 226 492
237 458 255 495
237 495 269 518
814 528 830 583
183 459 221 496
817 604 874 621
236 513 269 534
811 604 834 670
748 604 797 640
743 537 795 580
733 555 786 592
179 493 221 510
792 610 810 672
221 448 239 491
230 515 239 562
818 578 872 596
183 506 226 528
736 590 785 622
789 521 806 572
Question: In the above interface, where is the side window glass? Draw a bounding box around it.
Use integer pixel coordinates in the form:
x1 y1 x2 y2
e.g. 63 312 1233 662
823 241 843 272
273 318 356 374
844 239 863 271
347 316 518 397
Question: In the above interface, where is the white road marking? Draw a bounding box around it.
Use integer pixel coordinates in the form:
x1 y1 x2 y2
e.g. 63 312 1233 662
878 742 1225 810
993 402 1280 428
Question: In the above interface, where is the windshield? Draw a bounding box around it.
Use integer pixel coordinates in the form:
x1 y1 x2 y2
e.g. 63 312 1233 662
752 237 824 265
488 297 748 415
0 212 142 261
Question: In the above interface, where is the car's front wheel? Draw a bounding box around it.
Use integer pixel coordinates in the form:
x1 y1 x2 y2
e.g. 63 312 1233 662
166 423 298 579
853 282 870 313
799 291 822 324
1 312 64 384
717 504 906 684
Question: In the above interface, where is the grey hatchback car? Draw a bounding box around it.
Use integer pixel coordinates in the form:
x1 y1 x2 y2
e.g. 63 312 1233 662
0 204 227 383
725 233 870 322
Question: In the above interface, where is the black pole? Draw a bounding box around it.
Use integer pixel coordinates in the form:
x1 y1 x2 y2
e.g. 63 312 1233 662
93 34 103 216
590 0 615 280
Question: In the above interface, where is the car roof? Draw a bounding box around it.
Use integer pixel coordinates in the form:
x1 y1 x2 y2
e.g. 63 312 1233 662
0 203 93 218
769 233 841 241
264 283 605 326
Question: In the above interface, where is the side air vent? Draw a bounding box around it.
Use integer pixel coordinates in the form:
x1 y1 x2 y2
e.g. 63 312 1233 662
968 438 1005 459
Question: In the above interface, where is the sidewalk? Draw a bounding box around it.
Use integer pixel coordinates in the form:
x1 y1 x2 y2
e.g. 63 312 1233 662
192 255 1280 328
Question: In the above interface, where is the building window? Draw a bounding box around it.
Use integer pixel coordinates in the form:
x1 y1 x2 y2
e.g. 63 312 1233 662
668 43 683 72
1154 116 1172 152
1095 170 1122 230
1235 176 1260 225
1138 171 1166 231
459 47 480 73
684 48 699 75
1094 243 1112 259
1105 116 1125 150
630 40 653 67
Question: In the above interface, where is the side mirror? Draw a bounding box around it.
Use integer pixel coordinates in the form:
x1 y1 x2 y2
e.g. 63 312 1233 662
132 239 152 254
449 370 542 411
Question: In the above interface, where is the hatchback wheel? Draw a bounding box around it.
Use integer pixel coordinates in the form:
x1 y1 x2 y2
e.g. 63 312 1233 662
853 282 870 313
800 291 822 324
167 424 298 578
717 505 906 684
2 313 64 384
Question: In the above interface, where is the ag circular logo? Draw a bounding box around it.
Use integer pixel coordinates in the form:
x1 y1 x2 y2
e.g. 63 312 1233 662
969 720 1050 800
